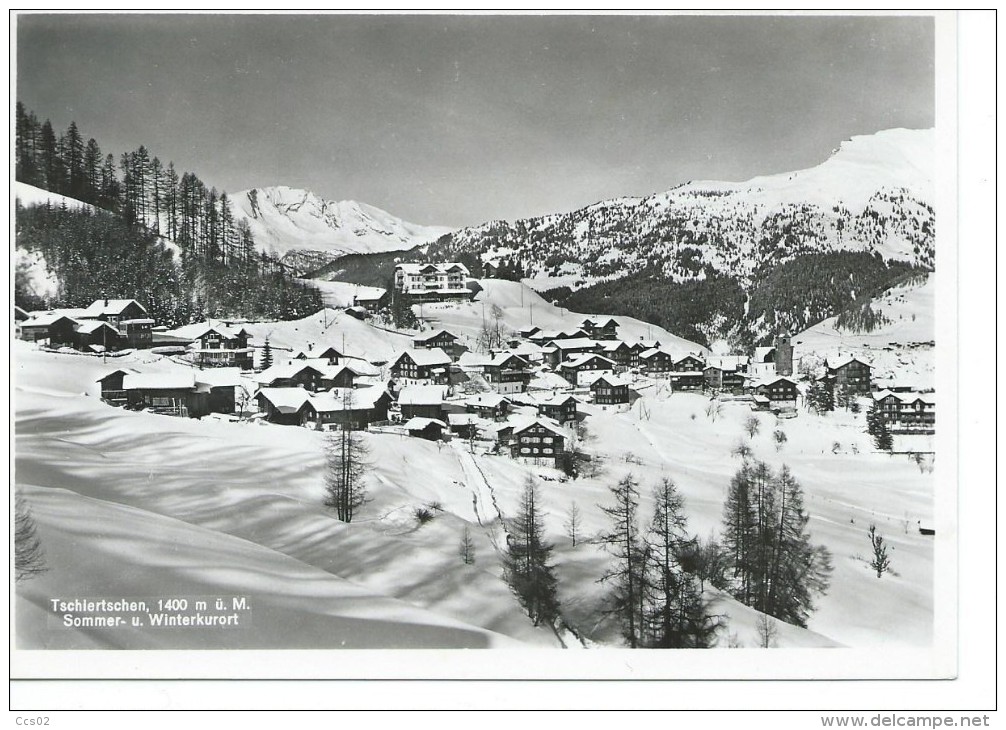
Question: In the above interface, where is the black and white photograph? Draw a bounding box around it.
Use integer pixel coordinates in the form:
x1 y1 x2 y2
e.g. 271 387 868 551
10 10 978 699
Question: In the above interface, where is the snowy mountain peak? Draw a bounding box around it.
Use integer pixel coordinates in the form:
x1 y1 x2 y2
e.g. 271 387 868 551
231 186 454 271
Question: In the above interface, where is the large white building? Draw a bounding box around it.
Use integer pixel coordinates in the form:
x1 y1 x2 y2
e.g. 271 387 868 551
393 263 472 302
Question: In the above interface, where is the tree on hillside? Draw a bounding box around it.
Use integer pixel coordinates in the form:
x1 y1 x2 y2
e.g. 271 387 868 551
643 477 719 648
720 461 832 627
459 525 476 566
743 415 761 439
323 412 372 523
261 338 273 370
597 473 647 647
564 501 582 547
15 494 48 582
503 475 561 627
868 524 891 578
866 401 894 452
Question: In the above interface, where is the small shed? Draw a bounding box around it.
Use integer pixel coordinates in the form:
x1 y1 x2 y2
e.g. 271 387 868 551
404 417 447 441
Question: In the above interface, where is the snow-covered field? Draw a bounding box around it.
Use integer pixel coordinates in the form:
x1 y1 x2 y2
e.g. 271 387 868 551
14 323 933 651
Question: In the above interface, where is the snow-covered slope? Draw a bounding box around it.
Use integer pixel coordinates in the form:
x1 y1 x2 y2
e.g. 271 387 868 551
15 181 96 212
795 272 935 389
231 186 453 271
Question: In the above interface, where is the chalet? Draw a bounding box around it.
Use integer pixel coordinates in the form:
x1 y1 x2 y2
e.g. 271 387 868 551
825 355 873 395
193 367 244 415
353 288 389 312
96 368 139 407
482 261 499 279
73 320 121 352
873 390 936 432
753 376 800 408
557 353 616 386
255 388 313 426
508 341 545 363
599 341 634 371
291 346 342 365
535 393 578 428
530 328 590 346
122 372 209 418
397 385 449 421
543 337 601 368
509 416 569 466
587 372 634 406
390 348 452 385
405 417 448 441
120 318 155 349
413 329 466 361
82 299 149 328
394 263 472 303
255 362 325 391
580 317 619 341
307 386 393 430
18 313 78 346
466 393 512 421
703 356 750 393
447 413 482 440
188 324 254 369
482 352 532 394
519 325 541 340
639 348 675 375
319 364 360 390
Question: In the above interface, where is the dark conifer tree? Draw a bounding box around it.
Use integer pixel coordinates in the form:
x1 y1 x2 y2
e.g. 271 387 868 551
503 475 561 627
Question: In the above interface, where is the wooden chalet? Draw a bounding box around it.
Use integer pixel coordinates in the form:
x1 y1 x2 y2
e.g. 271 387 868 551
519 325 541 340
580 317 619 341
397 385 449 421
353 288 389 312
413 329 466 361
189 324 254 369
703 356 750 393
73 320 121 352
447 413 482 440
557 353 616 386
599 341 634 371
465 393 512 421
122 371 209 418
18 313 78 346
824 356 873 395
96 368 138 407
255 361 325 391
193 367 243 415
529 328 589 346
638 347 675 375
873 390 936 432
82 299 149 328
390 348 452 385
405 417 448 441
482 352 532 394
291 345 342 365
120 318 154 349
534 393 578 428
753 376 799 408
543 337 601 368
509 416 569 466
307 386 393 430
255 388 313 425
587 372 633 405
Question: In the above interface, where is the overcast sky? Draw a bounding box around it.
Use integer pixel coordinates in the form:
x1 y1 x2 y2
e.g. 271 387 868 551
16 13 934 228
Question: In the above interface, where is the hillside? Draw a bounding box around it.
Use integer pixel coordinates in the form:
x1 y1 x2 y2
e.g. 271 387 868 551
230 186 452 274
14 337 933 651
424 128 934 346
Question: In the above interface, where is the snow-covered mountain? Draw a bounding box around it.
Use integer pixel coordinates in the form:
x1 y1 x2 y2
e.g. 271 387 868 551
429 128 935 287
230 186 453 273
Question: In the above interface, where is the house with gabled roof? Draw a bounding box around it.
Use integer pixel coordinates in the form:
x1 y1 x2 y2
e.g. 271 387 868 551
482 352 532 394
73 320 122 352
18 313 78 346
255 361 325 391
704 355 750 393
557 352 616 385
121 371 211 417
542 337 601 368
534 392 579 427
508 416 571 466
752 376 799 409
580 317 619 340
413 329 466 361
96 368 140 406
599 340 634 370
397 384 449 421
394 262 472 303
404 417 448 441
639 347 675 375
290 345 342 365
873 390 935 432
390 348 452 385
824 355 873 395
185 323 254 369
465 393 512 421
82 298 149 328
255 387 314 426
586 372 634 406
307 386 393 430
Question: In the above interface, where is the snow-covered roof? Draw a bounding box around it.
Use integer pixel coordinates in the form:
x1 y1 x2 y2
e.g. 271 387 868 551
599 340 631 352
84 299 147 317
466 393 510 408
122 372 196 391
309 386 389 412
95 367 141 383
413 329 457 343
827 355 873 370
507 415 570 439
639 347 674 360
170 321 246 341
22 312 78 327
753 376 800 388
509 341 544 356
632 339 662 349
194 368 244 388
73 320 118 334
404 417 447 431
674 353 706 365
536 392 578 406
255 387 312 413
394 348 452 367
873 389 901 402
255 361 323 384
396 262 469 276
447 413 482 426
353 287 387 301
397 385 448 405
558 353 615 370
290 345 342 359
706 355 750 371
581 317 619 328
754 346 776 362
120 318 156 325
585 372 633 388
547 337 597 350
457 351 492 369
486 352 530 367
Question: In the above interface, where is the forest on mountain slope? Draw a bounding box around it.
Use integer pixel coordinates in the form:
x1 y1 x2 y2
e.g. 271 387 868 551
14 102 321 323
